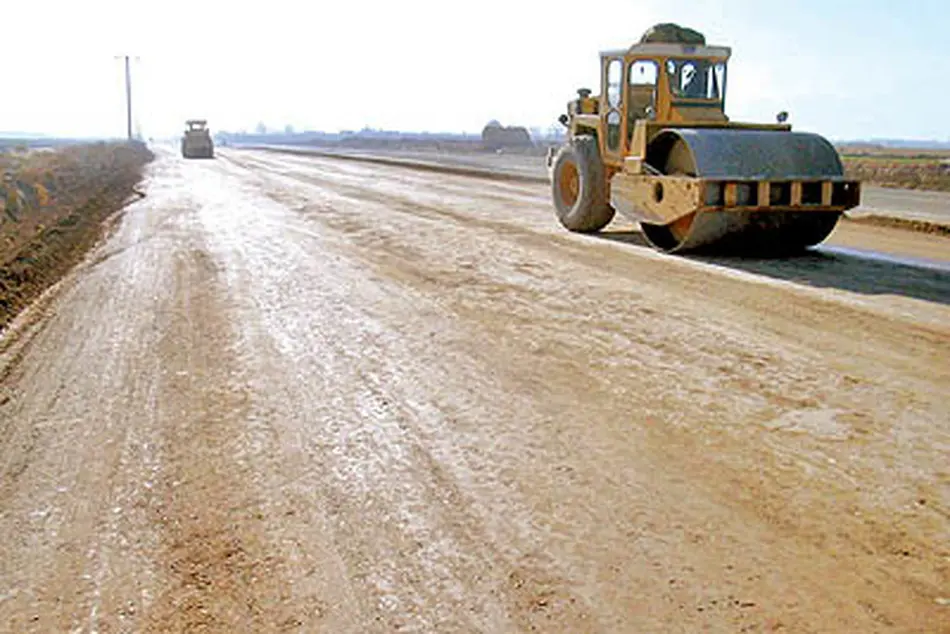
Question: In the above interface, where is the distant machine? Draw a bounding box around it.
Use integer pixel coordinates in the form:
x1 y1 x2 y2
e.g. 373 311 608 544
181 120 215 159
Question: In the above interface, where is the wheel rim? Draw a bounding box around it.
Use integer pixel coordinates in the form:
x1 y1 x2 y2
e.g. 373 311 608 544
645 145 698 250
667 212 696 243
557 161 580 209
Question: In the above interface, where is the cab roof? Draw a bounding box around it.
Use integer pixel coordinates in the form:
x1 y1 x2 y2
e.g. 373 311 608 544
600 42 732 60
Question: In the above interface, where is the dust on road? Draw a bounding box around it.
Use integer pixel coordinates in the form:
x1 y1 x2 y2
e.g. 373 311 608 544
1 147 948 633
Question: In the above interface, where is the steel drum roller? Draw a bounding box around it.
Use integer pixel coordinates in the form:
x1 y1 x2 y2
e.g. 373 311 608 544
640 128 845 254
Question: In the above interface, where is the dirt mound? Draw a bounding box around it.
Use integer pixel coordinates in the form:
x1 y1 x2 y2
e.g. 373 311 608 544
0 142 154 331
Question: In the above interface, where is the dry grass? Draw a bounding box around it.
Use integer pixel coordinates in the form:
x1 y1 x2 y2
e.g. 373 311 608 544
0 141 154 329
842 157 950 192
838 145 950 192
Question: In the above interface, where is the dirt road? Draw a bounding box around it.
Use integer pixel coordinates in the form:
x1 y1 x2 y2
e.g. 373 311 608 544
1 147 948 633
854 185 950 227
256 143 950 228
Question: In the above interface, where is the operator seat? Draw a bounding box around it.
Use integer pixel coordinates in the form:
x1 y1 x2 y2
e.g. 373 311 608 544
627 83 656 140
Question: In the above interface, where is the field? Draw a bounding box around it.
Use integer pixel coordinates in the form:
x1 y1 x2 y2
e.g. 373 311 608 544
0 142 154 330
839 144 950 192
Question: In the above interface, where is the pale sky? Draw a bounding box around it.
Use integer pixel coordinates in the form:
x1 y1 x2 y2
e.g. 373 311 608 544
2 0 947 141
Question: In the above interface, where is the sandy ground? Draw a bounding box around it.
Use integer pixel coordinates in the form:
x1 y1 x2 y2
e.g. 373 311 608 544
0 146 948 633
850 186 950 226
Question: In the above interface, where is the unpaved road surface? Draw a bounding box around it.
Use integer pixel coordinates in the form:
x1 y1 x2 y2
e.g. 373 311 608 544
853 185 950 227
1 146 949 633
256 143 950 228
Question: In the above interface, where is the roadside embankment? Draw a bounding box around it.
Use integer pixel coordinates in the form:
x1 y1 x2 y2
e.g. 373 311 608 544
0 142 154 330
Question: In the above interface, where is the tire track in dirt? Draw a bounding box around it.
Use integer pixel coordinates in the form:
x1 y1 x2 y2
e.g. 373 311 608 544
221 149 950 632
3 147 948 632
192 171 602 631
0 154 308 632
141 242 302 632
232 150 950 358
0 175 173 632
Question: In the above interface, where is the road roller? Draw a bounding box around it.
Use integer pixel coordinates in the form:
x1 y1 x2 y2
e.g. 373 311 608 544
181 119 215 159
546 23 861 254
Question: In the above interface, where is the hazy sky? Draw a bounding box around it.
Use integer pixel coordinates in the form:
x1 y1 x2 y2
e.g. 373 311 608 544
3 0 947 141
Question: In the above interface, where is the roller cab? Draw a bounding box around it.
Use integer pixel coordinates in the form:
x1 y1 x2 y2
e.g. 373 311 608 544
547 23 861 254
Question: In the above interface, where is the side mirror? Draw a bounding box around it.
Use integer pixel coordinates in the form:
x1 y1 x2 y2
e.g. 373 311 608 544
776 111 789 123
558 114 569 127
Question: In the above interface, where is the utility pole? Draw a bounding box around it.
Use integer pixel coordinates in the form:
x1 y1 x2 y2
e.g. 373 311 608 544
124 56 132 140
115 55 139 140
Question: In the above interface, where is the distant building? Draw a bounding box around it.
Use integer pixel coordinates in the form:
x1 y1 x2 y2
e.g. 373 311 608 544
481 121 533 151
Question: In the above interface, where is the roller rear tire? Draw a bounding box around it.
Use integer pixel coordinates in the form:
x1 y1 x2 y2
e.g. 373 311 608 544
551 136 615 232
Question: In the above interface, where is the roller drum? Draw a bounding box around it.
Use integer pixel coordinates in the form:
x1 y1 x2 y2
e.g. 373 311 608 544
642 128 846 254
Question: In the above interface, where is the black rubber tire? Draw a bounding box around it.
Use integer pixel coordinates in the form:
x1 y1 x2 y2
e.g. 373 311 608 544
550 136 615 232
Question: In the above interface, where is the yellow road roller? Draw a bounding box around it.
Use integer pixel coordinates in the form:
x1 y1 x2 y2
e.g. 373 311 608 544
546 23 861 254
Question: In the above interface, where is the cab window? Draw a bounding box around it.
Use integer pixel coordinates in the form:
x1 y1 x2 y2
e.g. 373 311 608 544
604 58 623 152
666 59 726 100
627 60 658 141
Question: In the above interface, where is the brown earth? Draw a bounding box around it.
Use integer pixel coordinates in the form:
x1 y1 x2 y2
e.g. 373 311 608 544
843 157 950 193
0 143 154 331
844 213 950 237
0 146 948 633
